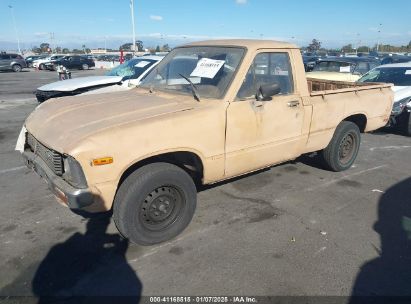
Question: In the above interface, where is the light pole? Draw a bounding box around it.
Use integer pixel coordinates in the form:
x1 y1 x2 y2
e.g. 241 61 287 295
8 5 21 54
130 0 136 53
377 23 382 52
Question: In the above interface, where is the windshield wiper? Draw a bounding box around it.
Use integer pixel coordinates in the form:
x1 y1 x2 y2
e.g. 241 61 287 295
179 73 200 102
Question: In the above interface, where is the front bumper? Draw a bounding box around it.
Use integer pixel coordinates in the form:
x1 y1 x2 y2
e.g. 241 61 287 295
22 150 94 209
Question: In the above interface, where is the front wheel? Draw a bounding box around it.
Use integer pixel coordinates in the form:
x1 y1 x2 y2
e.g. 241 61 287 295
12 64 22 72
81 64 89 70
39 63 46 70
321 121 361 172
113 163 197 245
398 111 411 136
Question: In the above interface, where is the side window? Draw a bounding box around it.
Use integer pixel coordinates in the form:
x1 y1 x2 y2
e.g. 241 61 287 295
1 55 11 60
237 52 294 100
355 62 369 74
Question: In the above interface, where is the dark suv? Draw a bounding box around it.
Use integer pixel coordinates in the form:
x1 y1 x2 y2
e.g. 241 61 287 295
0 53 27 72
45 55 95 71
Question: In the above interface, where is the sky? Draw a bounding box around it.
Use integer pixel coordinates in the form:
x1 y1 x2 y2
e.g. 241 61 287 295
0 0 410 51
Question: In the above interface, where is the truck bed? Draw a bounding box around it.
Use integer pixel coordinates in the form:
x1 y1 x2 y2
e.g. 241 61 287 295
307 78 392 95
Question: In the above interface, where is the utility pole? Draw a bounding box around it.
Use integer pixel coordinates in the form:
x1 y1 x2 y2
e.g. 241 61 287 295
8 5 21 54
130 0 136 53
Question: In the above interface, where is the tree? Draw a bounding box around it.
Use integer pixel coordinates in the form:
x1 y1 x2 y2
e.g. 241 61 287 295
62 48 70 54
341 44 354 53
307 39 321 52
31 46 41 54
155 45 161 52
85 48 91 54
120 43 133 51
357 46 369 53
40 43 50 52
136 40 144 51
408 41 411 50
162 44 171 52
55 46 62 53
120 41 144 51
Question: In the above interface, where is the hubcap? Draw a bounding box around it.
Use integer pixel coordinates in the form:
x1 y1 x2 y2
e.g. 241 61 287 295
140 186 184 231
339 133 356 165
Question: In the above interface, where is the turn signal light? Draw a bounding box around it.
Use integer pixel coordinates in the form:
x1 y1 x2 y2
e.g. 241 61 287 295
92 157 113 166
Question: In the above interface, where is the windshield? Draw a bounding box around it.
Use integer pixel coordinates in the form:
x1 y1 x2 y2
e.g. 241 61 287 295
105 58 158 79
358 67 411 86
140 46 245 99
313 61 353 73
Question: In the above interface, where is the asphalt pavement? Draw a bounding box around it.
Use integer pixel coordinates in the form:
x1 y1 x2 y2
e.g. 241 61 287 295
0 69 410 301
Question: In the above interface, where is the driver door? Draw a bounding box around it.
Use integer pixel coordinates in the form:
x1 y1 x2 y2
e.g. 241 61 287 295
225 51 305 177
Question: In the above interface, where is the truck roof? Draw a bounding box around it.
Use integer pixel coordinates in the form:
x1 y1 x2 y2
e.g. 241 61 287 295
183 39 298 51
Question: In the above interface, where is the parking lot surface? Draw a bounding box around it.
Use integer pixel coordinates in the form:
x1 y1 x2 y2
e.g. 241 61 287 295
0 70 411 300
0 68 106 102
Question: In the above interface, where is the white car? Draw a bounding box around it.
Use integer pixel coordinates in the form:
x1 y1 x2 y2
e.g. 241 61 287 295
358 62 411 135
35 55 163 102
32 55 65 70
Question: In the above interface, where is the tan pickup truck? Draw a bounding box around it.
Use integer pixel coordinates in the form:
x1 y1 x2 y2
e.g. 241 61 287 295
17 40 393 245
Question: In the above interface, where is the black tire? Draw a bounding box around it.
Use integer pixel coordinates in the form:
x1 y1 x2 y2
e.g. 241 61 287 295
39 63 46 70
321 121 361 172
399 111 411 136
113 163 197 245
81 63 89 70
12 64 22 72
406 113 411 136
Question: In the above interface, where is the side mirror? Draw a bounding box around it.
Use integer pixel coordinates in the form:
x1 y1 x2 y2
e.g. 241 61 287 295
256 83 281 101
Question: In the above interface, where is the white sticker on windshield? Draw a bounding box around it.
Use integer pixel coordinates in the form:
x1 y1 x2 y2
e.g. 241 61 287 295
405 70 411 75
190 58 225 79
135 61 151 68
340 66 351 73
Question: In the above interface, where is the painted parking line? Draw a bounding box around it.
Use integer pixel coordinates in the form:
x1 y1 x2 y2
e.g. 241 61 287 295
0 166 26 175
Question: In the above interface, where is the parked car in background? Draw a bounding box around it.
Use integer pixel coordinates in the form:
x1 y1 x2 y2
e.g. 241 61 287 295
124 53 133 61
33 55 65 70
302 55 320 72
44 55 95 71
0 53 27 72
35 55 163 102
381 54 411 65
307 57 380 82
358 62 411 135
25 55 48 68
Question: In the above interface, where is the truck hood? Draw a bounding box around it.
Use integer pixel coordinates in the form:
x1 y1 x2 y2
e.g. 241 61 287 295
392 86 411 103
37 76 123 92
25 90 195 153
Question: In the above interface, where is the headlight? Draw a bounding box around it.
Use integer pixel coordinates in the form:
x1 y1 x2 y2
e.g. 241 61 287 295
392 97 411 116
63 156 88 189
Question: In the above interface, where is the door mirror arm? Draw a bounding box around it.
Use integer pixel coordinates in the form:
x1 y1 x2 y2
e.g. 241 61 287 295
256 83 281 101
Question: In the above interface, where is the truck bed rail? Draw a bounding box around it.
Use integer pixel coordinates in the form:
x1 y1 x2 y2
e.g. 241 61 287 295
307 78 392 96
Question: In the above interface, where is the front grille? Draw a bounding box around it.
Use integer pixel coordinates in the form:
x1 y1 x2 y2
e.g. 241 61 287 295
27 133 64 176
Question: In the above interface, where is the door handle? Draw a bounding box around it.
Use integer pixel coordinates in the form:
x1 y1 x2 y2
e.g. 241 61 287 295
287 100 300 107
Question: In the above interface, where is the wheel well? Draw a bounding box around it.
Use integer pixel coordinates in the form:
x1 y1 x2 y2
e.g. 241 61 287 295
344 114 367 133
118 151 204 188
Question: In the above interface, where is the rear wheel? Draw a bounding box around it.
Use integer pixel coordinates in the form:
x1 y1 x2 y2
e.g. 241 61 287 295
81 63 89 70
321 121 361 172
12 64 22 72
39 63 46 70
113 163 197 245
